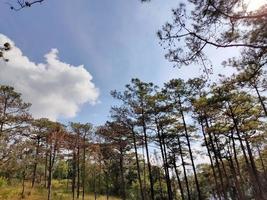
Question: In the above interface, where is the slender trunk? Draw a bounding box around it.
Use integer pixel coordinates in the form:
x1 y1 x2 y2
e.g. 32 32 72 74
226 155 237 200
157 167 164 200
47 145 53 200
141 114 155 200
213 133 231 192
161 130 173 200
214 136 228 177
204 116 227 199
257 145 267 181
142 143 147 199
44 138 48 188
140 97 155 200
72 151 76 200
98 159 102 199
228 103 264 200
231 131 243 181
119 147 126 200
82 135 86 200
0 97 8 135
32 137 40 188
173 155 185 200
200 119 221 200
254 85 267 117
178 97 201 199
156 120 172 200
227 141 246 200
245 137 265 199
47 138 58 200
77 142 80 199
105 169 109 200
154 150 167 200
94 161 97 200
131 127 145 200
162 151 173 199
177 136 191 200
231 131 246 197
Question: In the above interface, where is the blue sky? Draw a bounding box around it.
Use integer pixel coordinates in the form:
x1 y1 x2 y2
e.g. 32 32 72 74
0 0 240 125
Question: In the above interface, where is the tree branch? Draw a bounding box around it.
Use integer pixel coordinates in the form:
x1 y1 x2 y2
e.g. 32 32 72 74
6 0 44 11
207 0 267 20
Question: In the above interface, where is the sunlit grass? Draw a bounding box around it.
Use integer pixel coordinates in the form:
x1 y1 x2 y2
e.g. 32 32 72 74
0 181 120 200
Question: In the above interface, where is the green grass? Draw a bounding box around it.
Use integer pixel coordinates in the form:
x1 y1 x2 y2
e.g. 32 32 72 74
0 181 120 200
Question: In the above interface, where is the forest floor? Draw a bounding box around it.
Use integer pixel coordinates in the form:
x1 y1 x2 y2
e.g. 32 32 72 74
0 180 120 200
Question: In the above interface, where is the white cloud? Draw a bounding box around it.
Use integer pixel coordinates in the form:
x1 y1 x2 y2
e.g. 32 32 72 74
0 34 99 120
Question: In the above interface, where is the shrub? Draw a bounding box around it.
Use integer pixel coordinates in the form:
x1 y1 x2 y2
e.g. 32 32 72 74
0 177 7 187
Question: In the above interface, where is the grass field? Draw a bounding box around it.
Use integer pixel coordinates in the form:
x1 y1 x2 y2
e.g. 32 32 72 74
0 180 120 200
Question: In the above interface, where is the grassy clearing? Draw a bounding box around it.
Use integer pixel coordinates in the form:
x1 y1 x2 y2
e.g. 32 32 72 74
0 181 120 200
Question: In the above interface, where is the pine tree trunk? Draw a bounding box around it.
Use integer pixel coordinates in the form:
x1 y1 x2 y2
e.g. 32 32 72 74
254 85 267 117
77 139 80 199
227 141 246 200
204 116 227 199
213 133 231 191
141 106 155 200
178 97 201 199
98 159 102 199
200 119 221 200
105 170 109 200
161 130 173 200
44 139 48 188
47 145 53 200
119 147 126 200
142 143 147 199
156 120 172 200
177 136 191 200
244 137 265 199
231 131 246 198
256 145 267 181
32 137 40 188
94 162 97 200
173 155 185 200
228 103 265 200
131 127 145 200
82 135 86 200
157 167 164 200
231 130 243 181
72 151 76 200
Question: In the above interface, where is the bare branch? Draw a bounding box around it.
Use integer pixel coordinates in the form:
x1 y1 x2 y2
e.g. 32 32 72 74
6 0 44 11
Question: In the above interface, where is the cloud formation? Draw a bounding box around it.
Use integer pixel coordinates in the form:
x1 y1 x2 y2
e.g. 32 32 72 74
0 34 99 120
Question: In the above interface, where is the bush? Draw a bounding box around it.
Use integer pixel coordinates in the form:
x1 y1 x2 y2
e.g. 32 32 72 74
0 177 7 187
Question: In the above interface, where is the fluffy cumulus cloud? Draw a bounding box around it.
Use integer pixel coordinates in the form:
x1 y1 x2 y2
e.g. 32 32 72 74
0 34 99 120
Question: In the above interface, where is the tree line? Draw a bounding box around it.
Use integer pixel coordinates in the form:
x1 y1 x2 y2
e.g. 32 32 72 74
0 58 266 199
1 0 266 199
